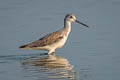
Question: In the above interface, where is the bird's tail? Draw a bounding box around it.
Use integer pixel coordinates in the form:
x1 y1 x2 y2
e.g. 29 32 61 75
19 45 28 49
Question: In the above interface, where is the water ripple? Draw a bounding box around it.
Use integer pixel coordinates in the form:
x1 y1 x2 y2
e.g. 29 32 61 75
21 54 76 80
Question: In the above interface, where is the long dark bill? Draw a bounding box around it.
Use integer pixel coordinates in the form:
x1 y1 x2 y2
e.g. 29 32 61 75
76 20 89 27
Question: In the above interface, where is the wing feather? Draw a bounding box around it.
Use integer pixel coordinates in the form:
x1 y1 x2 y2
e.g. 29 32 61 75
20 29 64 48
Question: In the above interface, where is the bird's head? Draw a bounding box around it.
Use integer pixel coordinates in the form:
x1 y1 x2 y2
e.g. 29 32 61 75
65 13 89 27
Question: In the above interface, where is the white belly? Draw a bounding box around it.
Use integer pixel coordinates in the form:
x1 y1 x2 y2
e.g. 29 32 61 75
35 36 67 51
50 36 68 49
37 27 71 52
56 36 68 49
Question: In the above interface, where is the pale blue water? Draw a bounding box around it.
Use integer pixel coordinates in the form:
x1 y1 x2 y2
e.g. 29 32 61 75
0 0 120 80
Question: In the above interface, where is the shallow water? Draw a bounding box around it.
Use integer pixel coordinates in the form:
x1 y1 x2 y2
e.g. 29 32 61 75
0 0 120 80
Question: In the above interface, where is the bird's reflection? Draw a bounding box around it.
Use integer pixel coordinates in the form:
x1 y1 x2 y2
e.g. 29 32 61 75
21 53 76 80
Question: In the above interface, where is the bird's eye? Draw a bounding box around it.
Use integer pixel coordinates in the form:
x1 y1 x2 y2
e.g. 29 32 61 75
69 16 73 18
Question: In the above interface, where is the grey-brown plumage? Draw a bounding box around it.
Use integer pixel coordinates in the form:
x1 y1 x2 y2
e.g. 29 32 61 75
19 28 66 49
19 13 89 54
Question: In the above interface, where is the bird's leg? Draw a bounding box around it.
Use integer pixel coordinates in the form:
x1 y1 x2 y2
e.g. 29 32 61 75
48 49 55 55
51 52 56 55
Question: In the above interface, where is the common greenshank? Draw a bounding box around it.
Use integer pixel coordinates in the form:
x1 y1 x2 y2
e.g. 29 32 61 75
19 14 89 54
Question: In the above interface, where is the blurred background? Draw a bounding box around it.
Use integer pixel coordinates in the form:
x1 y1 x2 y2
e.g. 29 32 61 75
0 0 120 80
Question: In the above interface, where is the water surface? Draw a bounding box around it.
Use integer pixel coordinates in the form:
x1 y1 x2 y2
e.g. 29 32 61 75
0 0 120 80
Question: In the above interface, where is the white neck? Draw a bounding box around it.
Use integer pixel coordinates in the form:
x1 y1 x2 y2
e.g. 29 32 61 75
64 21 72 36
64 21 71 28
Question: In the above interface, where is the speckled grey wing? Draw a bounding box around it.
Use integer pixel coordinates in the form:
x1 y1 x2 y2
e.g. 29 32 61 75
19 30 64 48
